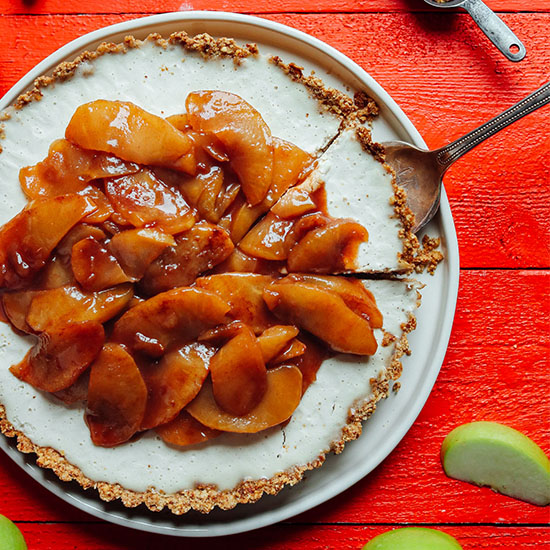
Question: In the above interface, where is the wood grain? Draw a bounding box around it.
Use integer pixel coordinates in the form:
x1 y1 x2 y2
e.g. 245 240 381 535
2 270 548 525
6 523 550 549
1 0 549 15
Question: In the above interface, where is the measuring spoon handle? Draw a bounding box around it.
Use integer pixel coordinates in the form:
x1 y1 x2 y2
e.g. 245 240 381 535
463 0 526 61
435 81 550 170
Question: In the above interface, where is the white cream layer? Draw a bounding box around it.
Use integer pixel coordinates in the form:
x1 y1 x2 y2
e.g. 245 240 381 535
314 128 405 272
0 279 418 492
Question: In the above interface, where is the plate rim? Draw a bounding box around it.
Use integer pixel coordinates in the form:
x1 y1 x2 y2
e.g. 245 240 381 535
0 10 460 538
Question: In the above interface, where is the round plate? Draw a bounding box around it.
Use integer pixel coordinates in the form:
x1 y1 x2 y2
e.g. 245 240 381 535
0 11 459 538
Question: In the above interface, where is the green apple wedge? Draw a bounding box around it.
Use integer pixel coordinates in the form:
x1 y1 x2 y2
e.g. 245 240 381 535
363 527 463 549
0 514 27 550
441 421 550 506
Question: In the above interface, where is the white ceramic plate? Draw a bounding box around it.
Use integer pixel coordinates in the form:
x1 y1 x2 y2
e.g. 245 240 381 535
0 11 459 538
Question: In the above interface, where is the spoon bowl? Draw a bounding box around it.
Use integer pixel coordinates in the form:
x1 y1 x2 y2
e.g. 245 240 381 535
382 82 550 233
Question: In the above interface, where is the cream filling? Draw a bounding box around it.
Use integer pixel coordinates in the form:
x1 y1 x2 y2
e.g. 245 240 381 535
315 128 405 272
0 279 418 492
0 39 416 493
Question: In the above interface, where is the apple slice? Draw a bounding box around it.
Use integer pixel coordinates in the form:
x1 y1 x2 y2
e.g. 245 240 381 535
441 421 550 506
108 228 175 280
238 212 295 261
270 339 306 365
104 168 196 235
187 365 302 433
112 287 230 357
0 194 97 289
196 273 277 334
71 237 133 291
279 274 383 328
19 138 138 199
140 221 234 295
0 514 27 550
363 528 463 550
287 218 369 273
257 325 299 363
209 325 267 416
156 410 220 447
26 284 134 332
56 224 107 257
10 321 104 392
264 280 378 355
65 100 193 167
291 334 328 394
186 91 273 206
85 343 147 447
140 343 214 430
2 290 39 333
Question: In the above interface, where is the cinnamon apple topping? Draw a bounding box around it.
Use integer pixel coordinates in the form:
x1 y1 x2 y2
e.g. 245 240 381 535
0 91 383 448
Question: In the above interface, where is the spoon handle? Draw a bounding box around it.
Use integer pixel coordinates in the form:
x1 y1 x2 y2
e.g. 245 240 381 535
435 81 550 170
462 0 526 62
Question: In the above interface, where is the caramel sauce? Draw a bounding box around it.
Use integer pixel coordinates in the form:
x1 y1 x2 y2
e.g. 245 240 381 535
0 93 381 448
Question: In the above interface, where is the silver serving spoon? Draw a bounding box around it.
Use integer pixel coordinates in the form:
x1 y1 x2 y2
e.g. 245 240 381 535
424 0 526 62
383 81 550 232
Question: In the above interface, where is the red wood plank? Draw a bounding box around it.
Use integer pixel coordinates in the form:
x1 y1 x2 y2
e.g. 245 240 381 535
0 13 549 269
1 270 548 525
7 523 550 550
1 0 548 15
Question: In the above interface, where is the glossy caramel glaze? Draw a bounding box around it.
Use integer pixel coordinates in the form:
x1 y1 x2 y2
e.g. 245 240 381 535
0 93 382 447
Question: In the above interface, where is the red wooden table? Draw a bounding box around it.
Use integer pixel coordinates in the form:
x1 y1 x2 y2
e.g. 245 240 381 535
1 1 549 548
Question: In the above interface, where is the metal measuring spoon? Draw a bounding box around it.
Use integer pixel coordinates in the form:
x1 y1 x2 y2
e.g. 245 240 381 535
382 81 549 233
424 0 526 61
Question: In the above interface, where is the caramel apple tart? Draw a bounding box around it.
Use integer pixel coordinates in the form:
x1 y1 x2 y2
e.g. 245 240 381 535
0 32 440 514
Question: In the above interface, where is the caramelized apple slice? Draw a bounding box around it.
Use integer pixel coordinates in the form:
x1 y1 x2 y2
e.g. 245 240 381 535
56 224 107 256
140 222 233 295
156 410 221 447
195 166 240 223
140 343 214 430
10 321 104 392
270 339 306 365
287 219 369 273
270 178 323 219
281 274 383 328
210 325 267 416
19 138 139 199
71 237 133 291
104 169 196 234
187 365 302 433
112 287 230 357
263 281 378 355
108 228 175 280
220 138 312 243
213 248 282 276
66 100 192 167
196 274 277 334
0 195 97 289
257 325 299 363
79 186 114 224
37 256 75 289
26 284 133 332
53 370 90 405
186 91 273 205
85 343 147 447
2 290 39 333
239 212 295 261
